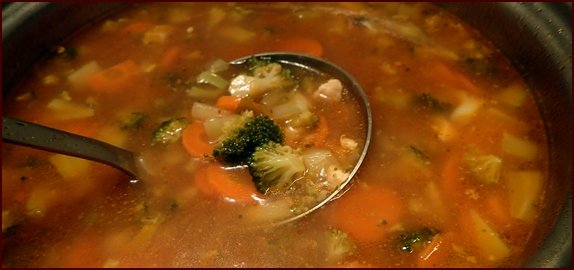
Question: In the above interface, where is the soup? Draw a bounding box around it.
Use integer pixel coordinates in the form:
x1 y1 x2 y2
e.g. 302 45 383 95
2 2 549 267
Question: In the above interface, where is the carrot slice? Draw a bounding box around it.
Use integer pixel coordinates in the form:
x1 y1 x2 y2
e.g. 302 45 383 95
60 232 102 267
331 184 404 243
440 150 463 201
216 95 241 112
484 193 513 226
202 163 262 203
431 62 481 95
275 37 324 57
194 165 216 196
57 119 100 137
417 232 456 268
159 46 182 69
88 60 140 92
182 122 214 158
121 21 153 35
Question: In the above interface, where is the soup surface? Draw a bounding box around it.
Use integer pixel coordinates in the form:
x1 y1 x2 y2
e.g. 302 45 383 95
2 2 549 267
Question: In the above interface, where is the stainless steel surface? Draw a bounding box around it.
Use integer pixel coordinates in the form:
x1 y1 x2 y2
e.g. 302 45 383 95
3 116 139 178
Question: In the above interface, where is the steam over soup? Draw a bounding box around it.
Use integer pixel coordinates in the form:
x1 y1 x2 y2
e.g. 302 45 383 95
2 2 549 267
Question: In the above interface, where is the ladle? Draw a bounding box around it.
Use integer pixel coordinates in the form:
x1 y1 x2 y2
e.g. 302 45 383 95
2 52 372 225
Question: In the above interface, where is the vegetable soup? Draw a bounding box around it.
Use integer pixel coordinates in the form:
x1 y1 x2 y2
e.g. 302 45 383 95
2 2 549 267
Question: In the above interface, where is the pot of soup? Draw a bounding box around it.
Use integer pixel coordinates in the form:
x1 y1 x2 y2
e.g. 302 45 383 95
2 2 571 267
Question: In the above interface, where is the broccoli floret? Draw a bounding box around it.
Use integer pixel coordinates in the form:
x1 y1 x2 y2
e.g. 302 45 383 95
399 227 439 253
248 141 305 194
121 112 147 130
287 110 319 128
413 93 453 114
151 117 188 145
463 151 502 184
325 228 356 262
213 111 283 164
229 57 296 98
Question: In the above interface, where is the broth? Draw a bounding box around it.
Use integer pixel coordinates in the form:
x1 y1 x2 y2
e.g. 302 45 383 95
2 3 548 267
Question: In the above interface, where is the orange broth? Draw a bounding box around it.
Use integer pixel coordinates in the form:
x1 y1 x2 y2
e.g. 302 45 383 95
2 3 548 267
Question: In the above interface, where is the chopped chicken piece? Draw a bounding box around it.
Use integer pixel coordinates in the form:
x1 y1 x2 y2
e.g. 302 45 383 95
340 135 358 151
314 79 343 101
325 165 350 189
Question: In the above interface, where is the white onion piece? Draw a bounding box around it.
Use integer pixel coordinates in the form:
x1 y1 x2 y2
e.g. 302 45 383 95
68 61 101 87
203 116 236 142
229 75 255 98
191 102 230 120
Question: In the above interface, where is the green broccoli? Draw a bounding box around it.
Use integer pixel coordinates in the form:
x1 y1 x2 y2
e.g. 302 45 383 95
247 141 305 194
413 93 453 114
121 112 147 130
151 117 188 145
213 111 283 164
287 110 319 128
398 227 439 253
325 228 356 262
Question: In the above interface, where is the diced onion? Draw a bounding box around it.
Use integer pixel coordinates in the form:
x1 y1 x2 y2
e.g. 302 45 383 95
187 86 226 100
501 132 538 161
218 25 255 43
495 83 527 108
505 170 542 222
302 149 341 178
468 210 510 262
203 116 236 142
196 71 229 90
260 89 289 106
229 75 255 98
47 98 95 120
191 102 230 120
208 59 230 73
242 198 293 224
142 25 173 45
451 92 483 125
68 61 101 87
49 154 91 179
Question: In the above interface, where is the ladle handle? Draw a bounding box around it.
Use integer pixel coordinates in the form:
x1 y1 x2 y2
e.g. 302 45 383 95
2 116 138 177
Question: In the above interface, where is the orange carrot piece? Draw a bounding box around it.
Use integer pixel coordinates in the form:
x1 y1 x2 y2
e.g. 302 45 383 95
182 122 214 158
194 165 216 196
121 21 153 35
484 193 513 226
88 60 140 92
60 233 102 267
216 95 241 112
432 62 481 94
417 232 456 268
159 46 182 69
205 163 262 203
331 184 404 243
58 119 100 137
275 37 324 57
440 150 463 201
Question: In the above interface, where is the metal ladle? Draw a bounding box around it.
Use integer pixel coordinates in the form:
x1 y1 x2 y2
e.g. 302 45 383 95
2 52 372 225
